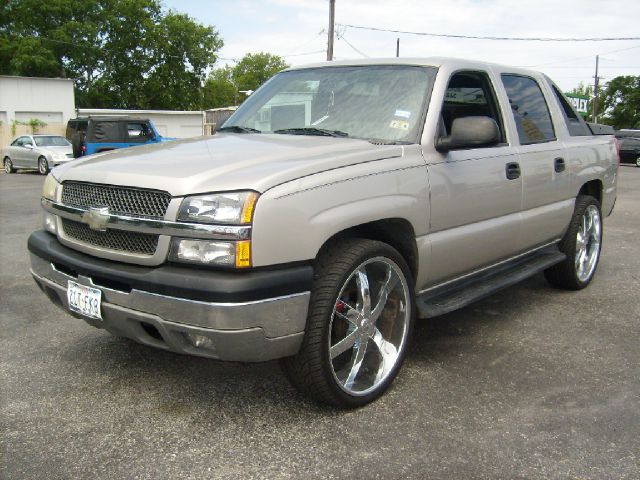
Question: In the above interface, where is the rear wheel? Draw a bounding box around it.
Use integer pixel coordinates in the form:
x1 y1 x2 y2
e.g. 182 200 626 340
545 195 602 290
38 156 49 175
283 239 415 408
636 156 640 167
3 157 15 174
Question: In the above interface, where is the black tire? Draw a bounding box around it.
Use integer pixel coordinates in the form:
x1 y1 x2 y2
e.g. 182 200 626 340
38 156 49 175
544 195 602 290
635 156 640 168
71 132 83 158
3 157 15 174
282 238 415 408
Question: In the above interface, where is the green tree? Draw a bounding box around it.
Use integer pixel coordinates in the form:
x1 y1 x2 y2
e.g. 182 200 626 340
203 66 237 109
598 76 640 129
233 52 289 92
0 0 223 110
202 53 288 109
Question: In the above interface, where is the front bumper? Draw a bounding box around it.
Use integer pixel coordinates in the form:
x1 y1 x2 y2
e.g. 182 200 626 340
28 230 312 362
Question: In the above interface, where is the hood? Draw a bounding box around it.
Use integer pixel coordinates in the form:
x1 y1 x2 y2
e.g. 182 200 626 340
52 133 403 196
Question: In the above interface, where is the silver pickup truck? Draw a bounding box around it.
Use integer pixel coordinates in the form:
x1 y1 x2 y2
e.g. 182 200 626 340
29 58 618 407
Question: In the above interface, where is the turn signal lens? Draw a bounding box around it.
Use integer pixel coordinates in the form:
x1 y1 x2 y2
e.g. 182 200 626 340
235 240 251 268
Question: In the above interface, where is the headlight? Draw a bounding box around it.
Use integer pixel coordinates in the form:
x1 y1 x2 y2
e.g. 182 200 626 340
177 191 259 225
42 174 60 201
169 239 251 268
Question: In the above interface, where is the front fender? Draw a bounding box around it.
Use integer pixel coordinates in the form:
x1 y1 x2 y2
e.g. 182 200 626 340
251 152 429 267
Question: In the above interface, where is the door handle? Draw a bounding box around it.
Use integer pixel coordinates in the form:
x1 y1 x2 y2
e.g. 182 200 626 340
505 162 521 180
554 157 566 173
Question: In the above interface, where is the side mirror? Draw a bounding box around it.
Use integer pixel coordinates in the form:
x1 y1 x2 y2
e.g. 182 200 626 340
436 116 500 152
24 143 34 149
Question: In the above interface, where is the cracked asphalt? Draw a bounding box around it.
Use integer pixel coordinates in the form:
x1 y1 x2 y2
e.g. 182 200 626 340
1 166 638 479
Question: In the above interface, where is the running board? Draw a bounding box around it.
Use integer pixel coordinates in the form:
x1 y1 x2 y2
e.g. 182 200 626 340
416 247 566 318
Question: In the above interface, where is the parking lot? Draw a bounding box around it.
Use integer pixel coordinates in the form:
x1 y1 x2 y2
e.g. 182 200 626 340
1 167 638 479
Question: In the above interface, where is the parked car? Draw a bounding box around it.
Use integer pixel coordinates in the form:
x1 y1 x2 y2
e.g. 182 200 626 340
71 117 175 158
3 134 74 174
28 57 618 407
615 130 640 167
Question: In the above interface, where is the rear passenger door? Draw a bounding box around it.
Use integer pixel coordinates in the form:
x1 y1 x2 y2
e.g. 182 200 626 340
500 74 573 250
425 70 522 285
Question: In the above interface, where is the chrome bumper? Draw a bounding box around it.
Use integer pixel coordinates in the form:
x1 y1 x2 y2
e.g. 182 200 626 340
30 254 309 362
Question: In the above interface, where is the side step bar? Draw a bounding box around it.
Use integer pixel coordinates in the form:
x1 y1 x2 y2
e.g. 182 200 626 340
416 246 566 318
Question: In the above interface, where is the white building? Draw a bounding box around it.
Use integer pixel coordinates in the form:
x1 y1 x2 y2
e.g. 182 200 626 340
0 76 206 146
0 75 75 146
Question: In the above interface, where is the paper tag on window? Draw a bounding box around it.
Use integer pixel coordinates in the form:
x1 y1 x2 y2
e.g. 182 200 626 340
389 119 410 130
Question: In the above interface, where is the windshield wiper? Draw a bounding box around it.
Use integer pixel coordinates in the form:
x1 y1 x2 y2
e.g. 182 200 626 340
273 127 349 138
218 125 261 133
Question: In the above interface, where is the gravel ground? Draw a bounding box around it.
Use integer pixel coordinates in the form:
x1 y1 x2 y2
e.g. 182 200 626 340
1 166 639 479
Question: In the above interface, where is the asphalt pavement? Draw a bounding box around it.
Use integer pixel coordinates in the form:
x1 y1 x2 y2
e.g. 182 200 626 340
1 167 639 479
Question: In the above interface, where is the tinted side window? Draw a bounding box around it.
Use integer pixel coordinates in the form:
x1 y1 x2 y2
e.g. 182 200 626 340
501 75 555 144
549 84 591 136
92 121 121 142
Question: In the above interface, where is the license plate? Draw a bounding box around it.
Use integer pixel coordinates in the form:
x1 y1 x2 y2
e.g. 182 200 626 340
67 281 102 320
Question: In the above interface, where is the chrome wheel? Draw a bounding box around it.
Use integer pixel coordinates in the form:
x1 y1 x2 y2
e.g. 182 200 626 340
636 157 640 167
38 157 48 175
329 256 411 396
4 158 12 174
575 204 601 282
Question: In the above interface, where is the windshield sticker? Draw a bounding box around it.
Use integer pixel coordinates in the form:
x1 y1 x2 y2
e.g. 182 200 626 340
394 109 411 119
389 119 410 130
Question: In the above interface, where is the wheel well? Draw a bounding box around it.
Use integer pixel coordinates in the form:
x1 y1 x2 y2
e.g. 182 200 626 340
318 219 419 281
578 180 602 205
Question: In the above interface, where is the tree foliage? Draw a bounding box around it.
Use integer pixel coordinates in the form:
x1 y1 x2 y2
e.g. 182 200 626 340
598 76 640 129
0 0 223 110
203 52 289 109
570 76 640 128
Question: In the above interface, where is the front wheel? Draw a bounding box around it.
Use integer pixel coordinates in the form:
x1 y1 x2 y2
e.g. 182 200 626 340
635 156 640 167
545 195 602 290
38 156 49 175
283 239 415 408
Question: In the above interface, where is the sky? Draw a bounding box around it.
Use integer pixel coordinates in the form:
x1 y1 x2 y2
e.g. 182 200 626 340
162 0 640 92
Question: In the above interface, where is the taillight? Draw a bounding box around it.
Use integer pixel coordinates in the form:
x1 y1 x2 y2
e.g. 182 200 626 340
613 137 621 169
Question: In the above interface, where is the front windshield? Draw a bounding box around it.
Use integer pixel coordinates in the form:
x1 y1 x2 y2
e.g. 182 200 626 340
34 136 71 147
223 65 435 144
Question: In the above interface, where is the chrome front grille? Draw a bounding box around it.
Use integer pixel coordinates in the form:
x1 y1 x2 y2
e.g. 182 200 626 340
61 219 159 255
61 182 171 218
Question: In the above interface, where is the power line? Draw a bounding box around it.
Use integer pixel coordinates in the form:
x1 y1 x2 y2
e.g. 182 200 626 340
526 44 640 67
337 23 640 42
338 35 369 58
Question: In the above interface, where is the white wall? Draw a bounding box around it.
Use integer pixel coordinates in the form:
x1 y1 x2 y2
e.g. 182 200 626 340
78 109 203 139
0 76 75 146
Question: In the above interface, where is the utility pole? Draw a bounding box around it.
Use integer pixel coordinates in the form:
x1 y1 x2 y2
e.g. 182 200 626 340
327 0 335 61
396 38 400 57
592 55 600 123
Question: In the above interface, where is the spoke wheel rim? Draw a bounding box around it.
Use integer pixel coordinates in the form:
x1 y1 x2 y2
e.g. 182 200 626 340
636 157 640 167
328 256 410 396
39 158 47 174
4 160 10 173
575 204 601 282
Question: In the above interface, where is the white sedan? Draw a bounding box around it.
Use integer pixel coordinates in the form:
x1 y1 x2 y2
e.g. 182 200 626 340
2 134 74 175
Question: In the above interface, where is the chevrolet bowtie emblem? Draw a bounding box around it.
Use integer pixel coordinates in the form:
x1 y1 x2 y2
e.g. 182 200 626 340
82 206 110 231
